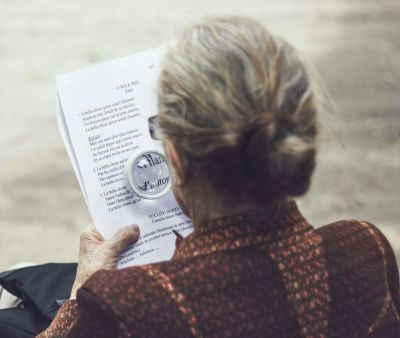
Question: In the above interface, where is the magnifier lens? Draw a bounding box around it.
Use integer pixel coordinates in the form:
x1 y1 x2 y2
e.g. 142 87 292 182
126 151 171 199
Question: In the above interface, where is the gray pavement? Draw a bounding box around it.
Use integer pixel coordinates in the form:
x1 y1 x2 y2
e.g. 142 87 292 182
0 0 399 270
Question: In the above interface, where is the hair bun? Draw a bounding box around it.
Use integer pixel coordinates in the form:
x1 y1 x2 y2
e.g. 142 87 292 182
241 113 316 197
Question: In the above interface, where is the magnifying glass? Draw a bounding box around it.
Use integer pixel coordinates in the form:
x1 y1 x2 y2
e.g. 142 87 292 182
124 150 171 199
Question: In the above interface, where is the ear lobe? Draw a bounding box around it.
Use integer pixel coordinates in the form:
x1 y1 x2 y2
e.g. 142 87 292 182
165 139 186 187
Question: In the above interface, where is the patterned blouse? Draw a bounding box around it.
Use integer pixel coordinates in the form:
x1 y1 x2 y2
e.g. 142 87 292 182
37 201 400 337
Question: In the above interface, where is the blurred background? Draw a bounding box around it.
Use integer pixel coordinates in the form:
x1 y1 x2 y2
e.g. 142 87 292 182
0 0 399 270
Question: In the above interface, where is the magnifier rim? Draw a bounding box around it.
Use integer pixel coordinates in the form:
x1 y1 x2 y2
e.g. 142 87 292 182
125 150 171 200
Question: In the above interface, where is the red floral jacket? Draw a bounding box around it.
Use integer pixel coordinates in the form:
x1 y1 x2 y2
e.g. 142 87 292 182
37 202 400 337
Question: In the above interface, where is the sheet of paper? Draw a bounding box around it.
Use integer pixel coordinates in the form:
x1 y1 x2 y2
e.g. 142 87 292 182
57 93 89 206
56 47 194 268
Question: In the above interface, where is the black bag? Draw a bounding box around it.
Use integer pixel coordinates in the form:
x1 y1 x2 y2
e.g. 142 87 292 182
0 263 77 338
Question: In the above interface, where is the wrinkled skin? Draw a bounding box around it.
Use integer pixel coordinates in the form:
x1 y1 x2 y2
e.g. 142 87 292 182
70 224 140 299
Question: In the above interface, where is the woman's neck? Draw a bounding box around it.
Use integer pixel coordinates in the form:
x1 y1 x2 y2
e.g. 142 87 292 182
189 198 260 229
183 183 288 230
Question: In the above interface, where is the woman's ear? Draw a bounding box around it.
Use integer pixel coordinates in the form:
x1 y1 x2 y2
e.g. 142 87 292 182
164 138 186 187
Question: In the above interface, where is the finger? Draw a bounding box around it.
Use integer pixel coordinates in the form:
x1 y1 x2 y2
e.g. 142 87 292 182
89 225 105 241
80 223 95 238
80 223 104 246
107 225 140 254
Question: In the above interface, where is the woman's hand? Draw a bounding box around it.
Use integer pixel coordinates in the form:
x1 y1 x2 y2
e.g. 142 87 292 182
70 224 140 299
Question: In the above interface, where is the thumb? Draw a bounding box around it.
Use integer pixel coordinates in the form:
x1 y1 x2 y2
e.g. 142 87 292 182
107 224 140 255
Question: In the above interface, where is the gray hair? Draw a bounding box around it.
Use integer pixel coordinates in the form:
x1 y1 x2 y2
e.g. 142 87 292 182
158 16 317 203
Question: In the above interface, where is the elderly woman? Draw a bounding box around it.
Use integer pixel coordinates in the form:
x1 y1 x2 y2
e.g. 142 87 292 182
35 17 400 337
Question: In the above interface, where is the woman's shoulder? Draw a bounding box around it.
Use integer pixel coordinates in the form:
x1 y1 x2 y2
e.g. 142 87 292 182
315 218 398 267
316 218 400 314
316 218 395 255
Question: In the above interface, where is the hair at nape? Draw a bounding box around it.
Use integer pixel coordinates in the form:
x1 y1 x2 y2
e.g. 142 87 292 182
158 16 318 204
